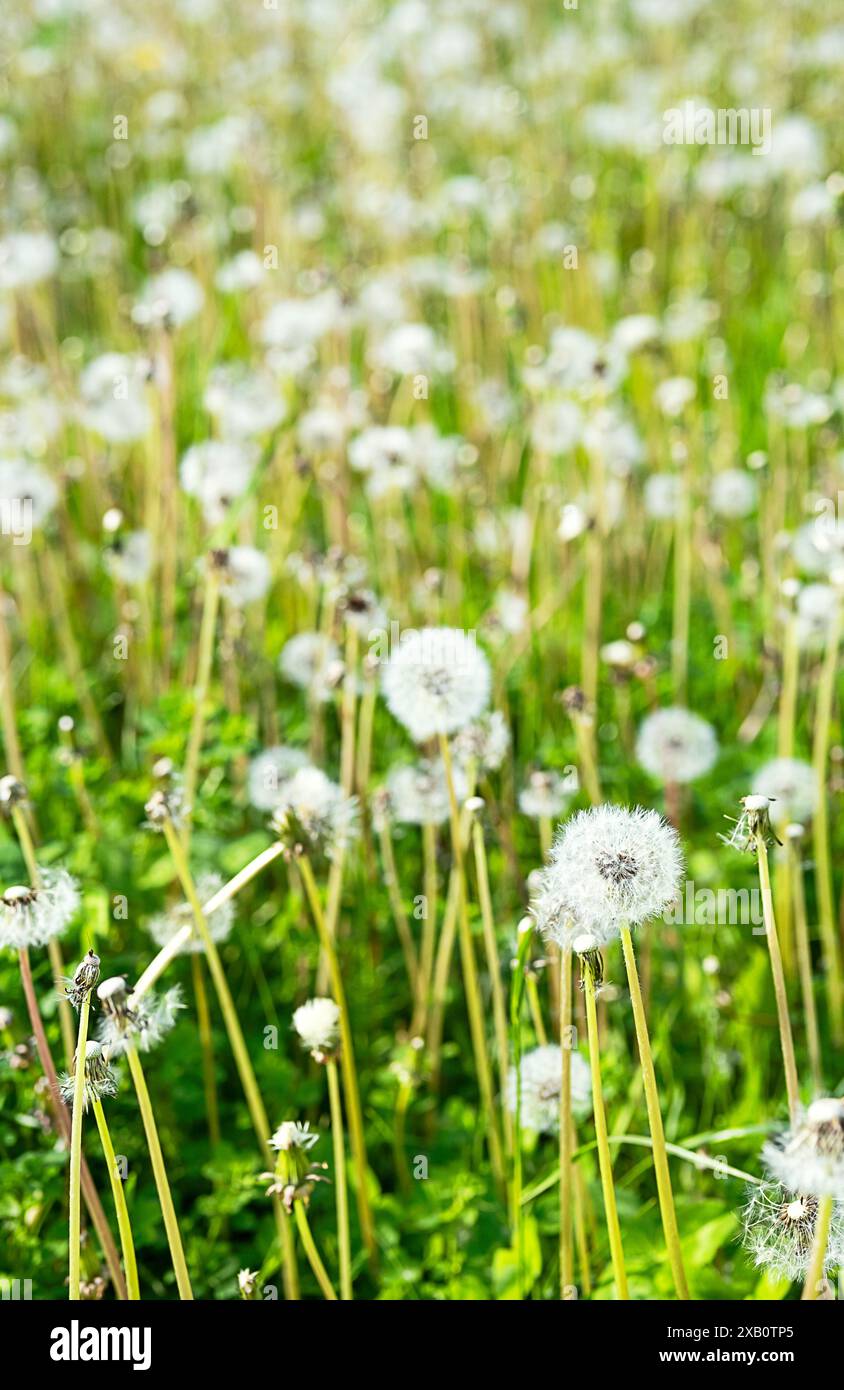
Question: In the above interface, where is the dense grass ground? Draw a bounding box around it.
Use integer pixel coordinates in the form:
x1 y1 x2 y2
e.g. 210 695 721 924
0 0 842 1301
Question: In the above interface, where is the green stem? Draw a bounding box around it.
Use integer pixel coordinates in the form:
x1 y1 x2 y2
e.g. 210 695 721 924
756 839 801 1121
558 948 574 1298
510 920 533 1294
472 819 511 1152
160 819 299 1298
68 992 91 1300
790 839 822 1094
183 563 221 832
326 1058 352 1300
298 853 377 1266
11 804 75 1064
92 1098 140 1300
619 923 689 1299
125 1044 193 1299
801 1193 832 1301
582 955 629 1299
812 602 844 1045
294 1202 338 1300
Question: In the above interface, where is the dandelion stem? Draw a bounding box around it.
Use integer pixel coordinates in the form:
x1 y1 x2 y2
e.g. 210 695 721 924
411 821 438 1035
812 601 844 1045
183 563 221 831
294 1201 338 1300
160 818 300 1298
377 817 419 999
558 947 574 1298
509 921 533 1295
68 991 91 1300
801 1193 832 1301
326 1057 352 1300
438 732 505 1192
298 852 377 1266
619 923 689 1299
11 803 75 1064
472 819 511 1152
16 946 126 1298
190 952 221 1146
92 1098 140 1300
582 953 628 1299
790 838 822 1093
755 838 800 1122
125 1043 193 1299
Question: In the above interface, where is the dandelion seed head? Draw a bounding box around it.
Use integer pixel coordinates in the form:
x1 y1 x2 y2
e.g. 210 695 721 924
269 1120 319 1152
382 626 491 743
279 632 342 704
98 983 184 1057
763 1100 844 1198
636 707 719 785
292 997 340 1056
518 769 573 821
385 757 467 827
506 1044 591 1133
59 1040 118 1112
752 758 817 827
146 874 234 955
248 745 309 812
0 867 79 951
451 711 510 773
271 766 358 858
741 1182 843 1282
532 805 684 947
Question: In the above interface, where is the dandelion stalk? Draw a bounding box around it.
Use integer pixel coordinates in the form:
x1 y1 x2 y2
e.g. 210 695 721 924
297 852 377 1265
294 1202 338 1301
410 820 438 1035
438 732 505 1191
619 923 689 1299
472 817 511 1151
812 600 844 1045
11 801 75 1064
68 988 92 1300
509 920 533 1297
788 828 822 1093
183 561 221 830
159 817 300 1298
91 1097 140 1300
558 945 574 1298
580 948 628 1299
754 835 800 1122
801 1194 833 1301
326 1057 352 1300
125 1042 194 1299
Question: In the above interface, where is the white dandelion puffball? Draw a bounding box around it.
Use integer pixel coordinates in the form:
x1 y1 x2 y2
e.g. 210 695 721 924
752 758 818 828
0 458 58 530
293 997 341 1054
248 745 309 812
518 769 573 821
742 1183 844 1283
105 530 153 586
133 267 204 328
0 868 79 951
385 758 468 827
279 632 342 704
763 1100 844 1199
796 582 839 650
217 546 272 607
146 873 234 955
636 707 719 785
644 473 682 520
271 766 358 858
381 626 491 742
0 231 58 290
98 985 185 1057
506 1045 592 1133
78 353 151 445
710 468 757 519
532 805 684 949
451 711 511 773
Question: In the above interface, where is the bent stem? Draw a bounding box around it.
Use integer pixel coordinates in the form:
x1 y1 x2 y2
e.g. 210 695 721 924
160 818 299 1298
294 1201 338 1301
619 923 689 1300
755 838 800 1122
298 852 377 1266
92 1098 140 1300
68 992 92 1300
581 953 628 1300
125 1044 193 1299
801 1193 832 1301
326 1057 352 1300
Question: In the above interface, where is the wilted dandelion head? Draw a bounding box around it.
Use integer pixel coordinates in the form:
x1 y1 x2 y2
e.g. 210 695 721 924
146 873 234 955
518 769 573 821
62 948 101 1008
451 711 511 773
635 707 719 785
292 997 341 1057
741 1182 843 1282
269 1120 320 1153
143 783 186 832
385 757 467 827
506 1044 591 1133
247 745 309 812
0 867 79 951
97 981 184 1057
763 1099 844 1198
212 545 272 607
532 805 684 948
381 626 491 743
270 766 358 859
752 758 818 828
60 1040 118 1112
0 775 28 814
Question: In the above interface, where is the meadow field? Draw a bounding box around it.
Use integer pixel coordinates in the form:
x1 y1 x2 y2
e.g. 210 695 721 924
0 0 843 1304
